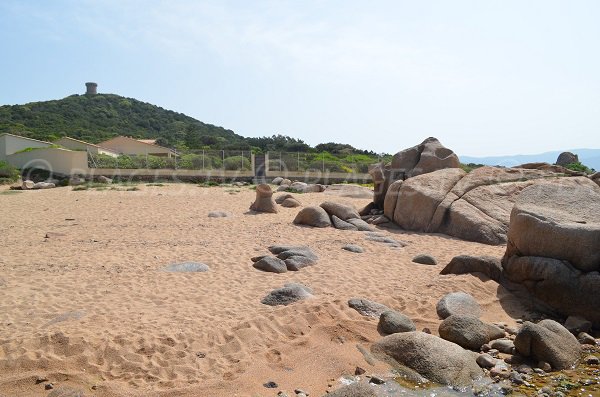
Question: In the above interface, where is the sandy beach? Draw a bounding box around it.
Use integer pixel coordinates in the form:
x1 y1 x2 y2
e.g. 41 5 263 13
0 184 525 397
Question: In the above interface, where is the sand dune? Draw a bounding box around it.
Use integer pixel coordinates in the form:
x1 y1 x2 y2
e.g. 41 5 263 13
0 184 524 396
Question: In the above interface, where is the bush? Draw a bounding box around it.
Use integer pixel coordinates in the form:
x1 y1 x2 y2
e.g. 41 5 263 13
0 161 19 184
565 162 594 174
223 155 251 171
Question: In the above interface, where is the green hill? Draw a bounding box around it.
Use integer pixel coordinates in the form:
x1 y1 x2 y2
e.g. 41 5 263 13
0 93 382 159
0 93 249 150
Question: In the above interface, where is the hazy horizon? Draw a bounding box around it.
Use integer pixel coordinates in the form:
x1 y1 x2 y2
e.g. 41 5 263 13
1 1 599 156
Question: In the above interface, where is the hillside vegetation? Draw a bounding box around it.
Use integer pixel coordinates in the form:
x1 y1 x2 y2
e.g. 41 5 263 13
0 94 381 159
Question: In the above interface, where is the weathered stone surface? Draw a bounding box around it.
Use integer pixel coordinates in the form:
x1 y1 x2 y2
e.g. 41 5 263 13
97 175 112 184
33 182 56 189
440 255 503 281
281 197 301 208
22 180 35 190
346 218 375 231
491 338 515 354
324 382 376 397
438 315 505 350
502 255 600 326
249 184 278 213
275 193 295 204
331 215 358 231
504 181 600 272
391 137 461 178
564 316 592 334
392 168 466 231
348 298 390 317
271 177 284 185
261 283 313 306
436 292 481 319
342 244 364 253
556 152 579 166
476 353 497 368
162 262 209 272
412 254 437 266
253 256 288 273
293 206 332 228
514 320 582 370
372 331 482 386
378 310 416 334
320 201 360 221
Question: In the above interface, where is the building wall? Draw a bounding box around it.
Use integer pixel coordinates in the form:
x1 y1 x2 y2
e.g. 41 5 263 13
55 138 118 157
6 148 89 176
0 134 51 161
100 137 174 157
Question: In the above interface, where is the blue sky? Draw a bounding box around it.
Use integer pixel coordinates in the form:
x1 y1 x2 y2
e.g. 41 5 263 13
1 0 599 156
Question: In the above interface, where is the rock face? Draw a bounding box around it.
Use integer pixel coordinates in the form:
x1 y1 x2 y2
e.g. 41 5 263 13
514 320 582 370
382 165 597 245
372 331 482 386
369 137 460 208
436 292 481 319
438 315 505 350
440 255 503 281
502 181 600 325
503 182 600 272
249 184 278 213
556 152 579 166
293 206 332 228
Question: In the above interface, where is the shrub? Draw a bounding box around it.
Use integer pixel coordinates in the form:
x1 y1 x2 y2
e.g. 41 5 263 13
565 162 594 174
223 155 251 171
0 161 20 184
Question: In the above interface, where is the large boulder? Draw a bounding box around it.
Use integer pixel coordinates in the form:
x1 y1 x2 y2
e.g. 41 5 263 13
249 184 278 213
556 152 579 167
503 181 600 272
293 206 332 228
438 315 505 350
392 137 460 178
502 255 600 326
381 164 597 245
514 320 582 370
320 201 360 221
501 180 600 325
372 331 482 386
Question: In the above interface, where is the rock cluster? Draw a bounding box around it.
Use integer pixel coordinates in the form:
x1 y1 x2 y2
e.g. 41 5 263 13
271 177 325 194
252 245 318 273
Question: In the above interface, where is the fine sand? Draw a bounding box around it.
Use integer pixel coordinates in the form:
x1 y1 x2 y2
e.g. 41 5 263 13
0 184 527 396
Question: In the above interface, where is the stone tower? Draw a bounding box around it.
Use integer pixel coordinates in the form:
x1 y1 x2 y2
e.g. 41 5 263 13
85 82 98 95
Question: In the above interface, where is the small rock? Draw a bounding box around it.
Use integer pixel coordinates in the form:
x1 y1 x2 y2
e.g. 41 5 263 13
476 353 497 368
346 218 375 231
355 367 366 375
577 332 596 345
263 381 278 388
516 364 533 375
585 355 599 365
22 180 35 190
509 371 525 385
491 339 515 354
342 244 364 253
294 389 308 396
261 283 313 306
537 361 552 372
45 383 54 390
162 262 209 272
378 310 416 334
35 376 48 384
369 376 385 385
97 176 112 184
348 298 390 317
436 292 482 319
422 327 431 334
412 254 437 265
272 177 284 185
564 315 592 334
281 197 302 208
277 392 290 397
253 256 288 273
490 367 511 379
